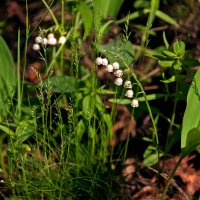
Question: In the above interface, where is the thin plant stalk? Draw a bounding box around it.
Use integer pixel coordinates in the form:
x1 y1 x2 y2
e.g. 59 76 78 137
17 29 21 120
161 154 185 200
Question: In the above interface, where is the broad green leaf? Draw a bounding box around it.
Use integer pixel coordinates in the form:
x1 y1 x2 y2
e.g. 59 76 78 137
182 128 200 156
0 36 16 117
94 0 124 18
163 31 169 49
134 0 150 9
76 120 85 141
161 75 176 83
173 60 182 70
109 93 166 104
82 94 95 120
0 124 14 138
181 69 200 148
156 10 179 27
182 59 200 68
147 0 159 27
46 76 77 93
143 152 164 166
158 60 174 67
96 88 115 95
161 75 185 83
162 50 177 58
117 9 179 27
173 40 185 56
78 2 93 38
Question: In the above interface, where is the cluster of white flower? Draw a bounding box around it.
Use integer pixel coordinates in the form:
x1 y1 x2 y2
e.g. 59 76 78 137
32 33 66 51
95 57 139 108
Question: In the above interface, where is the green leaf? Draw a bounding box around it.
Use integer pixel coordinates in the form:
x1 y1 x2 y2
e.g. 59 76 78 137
143 152 164 167
182 128 200 156
182 59 200 68
173 40 185 56
82 94 95 120
0 36 16 117
156 10 179 27
117 9 179 27
133 0 150 9
163 31 169 49
15 120 34 143
161 75 176 83
173 60 182 70
46 76 77 93
161 75 185 83
148 0 159 27
181 69 200 148
162 50 177 58
0 124 14 138
78 2 93 38
109 93 166 104
158 60 174 67
94 0 124 18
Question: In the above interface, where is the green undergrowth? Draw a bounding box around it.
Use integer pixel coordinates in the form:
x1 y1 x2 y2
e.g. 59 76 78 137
0 0 200 199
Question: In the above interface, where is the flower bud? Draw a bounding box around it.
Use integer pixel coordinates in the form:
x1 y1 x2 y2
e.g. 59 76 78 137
47 33 54 39
42 38 48 45
58 36 66 44
125 90 134 98
95 57 103 65
113 62 119 70
131 99 139 107
114 78 123 86
102 58 108 66
32 43 40 51
106 64 114 72
35 36 43 44
114 70 123 78
124 80 132 88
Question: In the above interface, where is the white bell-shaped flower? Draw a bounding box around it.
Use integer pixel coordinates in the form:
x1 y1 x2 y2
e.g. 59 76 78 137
114 70 123 78
102 58 108 66
41 38 48 45
47 33 55 39
58 36 66 44
106 64 114 72
32 43 40 51
124 80 132 88
125 90 134 98
114 78 123 86
48 37 57 45
35 36 43 44
112 62 120 70
131 99 139 107
95 57 103 65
